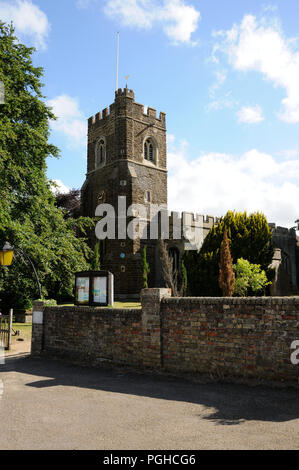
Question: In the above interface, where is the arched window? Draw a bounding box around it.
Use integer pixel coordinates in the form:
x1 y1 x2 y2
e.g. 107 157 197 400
144 138 156 163
95 138 106 168
145 190 151 203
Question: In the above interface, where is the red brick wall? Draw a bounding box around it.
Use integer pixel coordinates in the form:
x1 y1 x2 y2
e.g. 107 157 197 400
161 297 299 382
32 293 299 384
43 306 143 367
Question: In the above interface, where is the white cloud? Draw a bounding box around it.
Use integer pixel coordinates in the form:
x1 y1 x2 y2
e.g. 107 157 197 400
160 0 200 44
47 95 86 147
209 70 227 97
207 90 236 112
237 105 264 123
51 179 70 195
104 0 200 44
213 13 299 123
206 69 239 112
104 0 151 29
168 140 299 228
277 148 299 160
0 0 50 49
167 133 176 147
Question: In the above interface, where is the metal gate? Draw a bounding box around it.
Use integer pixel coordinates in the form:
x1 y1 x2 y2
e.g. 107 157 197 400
0 309 13 350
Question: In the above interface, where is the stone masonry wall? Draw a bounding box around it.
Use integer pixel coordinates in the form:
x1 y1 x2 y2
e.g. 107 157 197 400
82 88 168 297
42 306 143 367
161 297 299 382
31 292 299 384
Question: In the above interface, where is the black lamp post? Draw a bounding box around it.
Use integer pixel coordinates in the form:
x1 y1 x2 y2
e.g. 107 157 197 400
0 242 42 299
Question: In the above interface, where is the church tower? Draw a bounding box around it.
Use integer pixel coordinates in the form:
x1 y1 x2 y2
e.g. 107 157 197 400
81 88 167 298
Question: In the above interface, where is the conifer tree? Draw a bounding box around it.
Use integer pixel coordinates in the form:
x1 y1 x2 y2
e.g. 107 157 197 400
91 241 101 271
181 259 188 296
141 245 150 289
219 230 235 297
184 211 273 296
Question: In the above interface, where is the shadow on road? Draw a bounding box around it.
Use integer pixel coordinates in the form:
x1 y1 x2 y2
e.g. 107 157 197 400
1 356 299 426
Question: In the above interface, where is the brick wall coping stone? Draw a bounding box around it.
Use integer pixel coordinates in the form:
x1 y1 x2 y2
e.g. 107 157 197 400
162 297 299 306
44 306 141 316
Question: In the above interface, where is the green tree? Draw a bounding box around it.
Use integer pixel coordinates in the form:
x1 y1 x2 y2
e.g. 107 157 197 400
91 241 101 271
55 188 81 219
219 230 235 297
181 259 188 296
0 22 93 310
233 258 271 296
141 245 150 289
184 211 274 296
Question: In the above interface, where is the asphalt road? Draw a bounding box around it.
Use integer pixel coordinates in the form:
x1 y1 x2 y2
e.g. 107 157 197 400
0 357 299 450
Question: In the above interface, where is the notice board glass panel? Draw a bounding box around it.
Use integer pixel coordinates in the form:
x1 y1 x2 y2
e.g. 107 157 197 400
76 277 90 304
93 276 107 304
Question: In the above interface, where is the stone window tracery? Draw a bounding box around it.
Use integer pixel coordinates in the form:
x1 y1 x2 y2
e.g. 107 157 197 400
95 138 106 168
143 137 157 163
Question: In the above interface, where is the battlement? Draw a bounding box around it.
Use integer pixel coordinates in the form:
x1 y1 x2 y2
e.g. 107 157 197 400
270 223 297 238
151 210 217 250
154 209 217 232
173 212 217 229
134 102 166 124
115 87 135 99
88 89 166 128
146 107 157 118
88 106 112 127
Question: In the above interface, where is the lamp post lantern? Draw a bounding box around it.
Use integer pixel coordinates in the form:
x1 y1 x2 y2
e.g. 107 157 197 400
0 241 14 267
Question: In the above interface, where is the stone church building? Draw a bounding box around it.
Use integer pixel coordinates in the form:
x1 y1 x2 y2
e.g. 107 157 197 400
81 88 299 298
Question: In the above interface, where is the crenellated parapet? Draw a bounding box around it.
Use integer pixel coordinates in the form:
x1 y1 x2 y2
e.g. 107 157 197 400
88 106 112 128
134 103 166 126
88 88 166 130
115 88 135 99
269 223 297 238
148 209 217 251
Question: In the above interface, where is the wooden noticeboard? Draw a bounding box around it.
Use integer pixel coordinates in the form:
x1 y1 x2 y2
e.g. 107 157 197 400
74 271 114 307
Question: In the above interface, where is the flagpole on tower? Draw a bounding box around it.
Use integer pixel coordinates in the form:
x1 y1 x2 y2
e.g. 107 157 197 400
116 32 119 91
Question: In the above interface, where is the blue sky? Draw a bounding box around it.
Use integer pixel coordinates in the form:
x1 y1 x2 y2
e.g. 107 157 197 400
1 0 299 228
